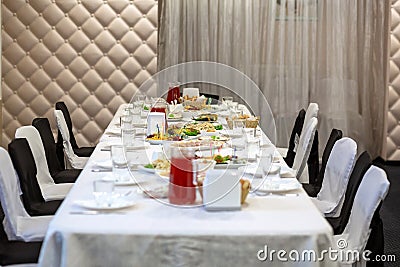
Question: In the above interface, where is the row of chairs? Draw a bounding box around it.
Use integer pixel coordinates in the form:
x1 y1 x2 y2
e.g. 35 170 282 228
0 102 94 266
282 103 390 266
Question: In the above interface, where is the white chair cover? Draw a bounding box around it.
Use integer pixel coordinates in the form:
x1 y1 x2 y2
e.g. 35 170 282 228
54 110 89 169
302 103 319 135
0 147 52 242
333 166 390 266
292 117 318 182
182 88 200 98
312 137 357 217
15 126 73 201
277 103 317 155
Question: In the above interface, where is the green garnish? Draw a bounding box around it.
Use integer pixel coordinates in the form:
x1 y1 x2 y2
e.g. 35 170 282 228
144 163 154 169
214 124 223 130
168 114 175 118
211 135 220 140
143 105 149 111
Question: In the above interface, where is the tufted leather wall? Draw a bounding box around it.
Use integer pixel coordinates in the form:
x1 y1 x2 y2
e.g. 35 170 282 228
1 0 158 147
388 0 400 160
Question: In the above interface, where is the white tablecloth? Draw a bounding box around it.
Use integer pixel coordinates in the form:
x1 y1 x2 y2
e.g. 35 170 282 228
38 105 337 267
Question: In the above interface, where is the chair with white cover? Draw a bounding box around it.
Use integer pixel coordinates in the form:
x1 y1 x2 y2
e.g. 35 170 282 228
333 166 390 267
0 147 52 242
291 117 318 182
54 110 89 169
32 118 81 183
8 139 63 216
277 103 319 158
303 128 343 197
278 109 306 167
55 102 95 169
0 205 42 266
302 103 319 134
182 88 200 98
15 126 73 201
311 137 357 217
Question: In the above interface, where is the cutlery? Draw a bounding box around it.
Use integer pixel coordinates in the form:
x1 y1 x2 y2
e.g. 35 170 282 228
254 191 299 197
91 169 112 172
69 210 126 215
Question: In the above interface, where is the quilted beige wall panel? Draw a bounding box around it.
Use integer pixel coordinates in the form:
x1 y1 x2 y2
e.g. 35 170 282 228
388 0 400 160
1 0 158 147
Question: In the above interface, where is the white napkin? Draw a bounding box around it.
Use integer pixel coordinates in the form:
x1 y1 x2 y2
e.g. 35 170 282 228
169 104 184 114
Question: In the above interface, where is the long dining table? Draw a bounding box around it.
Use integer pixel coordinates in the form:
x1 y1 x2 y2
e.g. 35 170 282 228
38 104 337 267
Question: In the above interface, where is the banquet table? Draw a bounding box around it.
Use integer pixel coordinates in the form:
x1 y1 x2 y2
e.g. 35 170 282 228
38 104 338 267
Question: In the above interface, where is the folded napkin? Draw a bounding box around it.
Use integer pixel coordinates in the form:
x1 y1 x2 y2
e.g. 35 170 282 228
169 104 183 114
280 167 297 178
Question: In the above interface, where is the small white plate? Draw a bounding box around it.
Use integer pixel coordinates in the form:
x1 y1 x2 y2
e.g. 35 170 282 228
145 139 165 145
167 114 183 121
238 165 264 177
92 160 112 170
138 165 155 173
267 164 281 175
74 199 136 211
106 128 121 136
257 179 301 193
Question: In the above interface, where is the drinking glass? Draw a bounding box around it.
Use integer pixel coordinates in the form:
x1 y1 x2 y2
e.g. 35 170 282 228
93 180 114 207
232 119 245 136
125 147 148 171
120 115 133 129
246 139 260 160
111 145 128 182
169 146 196 205
222 96 233 106
122 128 136 147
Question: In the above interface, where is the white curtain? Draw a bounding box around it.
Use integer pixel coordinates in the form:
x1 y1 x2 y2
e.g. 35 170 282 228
158 0 389 157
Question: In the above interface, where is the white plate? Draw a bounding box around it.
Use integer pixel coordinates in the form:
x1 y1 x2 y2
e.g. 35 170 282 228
267 164 281 175
167 115 183 121
106 128 121 136
138 165 155 173
92 160 112 170
238 165 264 177
257 179 301 193
74 199 136 211
145 139 165 145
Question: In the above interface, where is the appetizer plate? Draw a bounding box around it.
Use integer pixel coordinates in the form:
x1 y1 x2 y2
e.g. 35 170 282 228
257 179 301 193
74 199 136 211
92 160 112 170
138 165 156 173
145 139 166 145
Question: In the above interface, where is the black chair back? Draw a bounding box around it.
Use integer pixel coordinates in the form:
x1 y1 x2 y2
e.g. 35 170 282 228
55 102 76 168
315 129 342 186
285 109 306 167
307 130 319 184
8 138 61 216
32 118 62 176
327 151 372 234
56 102 78 149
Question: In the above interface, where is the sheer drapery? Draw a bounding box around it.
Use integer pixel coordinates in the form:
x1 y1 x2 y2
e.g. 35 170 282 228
158 0 389 157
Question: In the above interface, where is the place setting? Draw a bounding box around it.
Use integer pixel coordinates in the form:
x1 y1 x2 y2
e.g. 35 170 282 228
72 180 137 214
